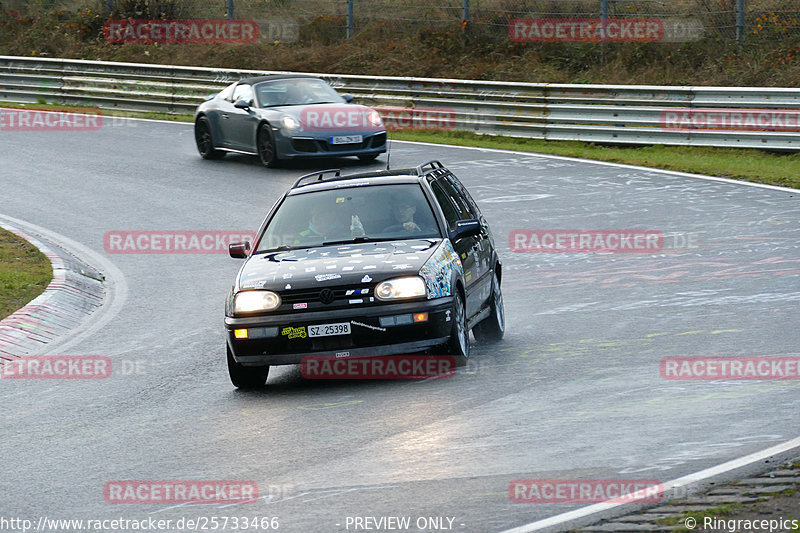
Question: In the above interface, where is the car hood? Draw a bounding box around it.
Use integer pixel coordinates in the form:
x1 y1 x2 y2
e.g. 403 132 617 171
237 239 440 291
263 103 385 134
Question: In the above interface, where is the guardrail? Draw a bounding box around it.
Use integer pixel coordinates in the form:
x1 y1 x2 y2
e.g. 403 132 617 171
1 55 799 150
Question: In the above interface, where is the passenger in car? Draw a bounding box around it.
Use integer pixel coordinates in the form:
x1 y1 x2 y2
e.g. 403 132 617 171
297 205 360 243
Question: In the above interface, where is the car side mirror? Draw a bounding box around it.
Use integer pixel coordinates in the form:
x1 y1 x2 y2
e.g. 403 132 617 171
342 94 355 103
450 219 481 241
229 241 251 259
234 99 251 110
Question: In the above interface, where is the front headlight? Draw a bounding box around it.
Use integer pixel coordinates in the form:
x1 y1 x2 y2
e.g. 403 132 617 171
367 110 384 127
281 115 301 132
375 276 427 301
234 290 281 313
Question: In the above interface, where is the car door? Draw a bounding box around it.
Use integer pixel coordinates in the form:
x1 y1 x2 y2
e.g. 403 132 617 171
446 174 494 310
225 83 259 151
429 178 482 320
204 82 236 149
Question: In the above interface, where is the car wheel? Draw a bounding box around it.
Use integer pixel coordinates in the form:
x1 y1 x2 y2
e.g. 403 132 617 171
257 123 279 168
444 291 470 366
473 271 505 343
358 154 379 162
195 117 224 160
227 345 269 389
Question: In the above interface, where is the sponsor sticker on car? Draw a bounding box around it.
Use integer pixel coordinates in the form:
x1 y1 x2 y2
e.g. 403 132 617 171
281 326 307 339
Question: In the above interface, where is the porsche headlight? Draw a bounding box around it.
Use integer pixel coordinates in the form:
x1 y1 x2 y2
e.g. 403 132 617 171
234 290 281 313
367 110 384 127
375 276 426 301
281 115 301 132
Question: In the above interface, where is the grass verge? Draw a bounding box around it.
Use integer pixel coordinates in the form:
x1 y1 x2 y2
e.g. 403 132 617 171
0 227 52 321
4 101 800 190
655 502 743 530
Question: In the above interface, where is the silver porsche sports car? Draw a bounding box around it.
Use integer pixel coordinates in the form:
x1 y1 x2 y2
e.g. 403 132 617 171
194 75 387 167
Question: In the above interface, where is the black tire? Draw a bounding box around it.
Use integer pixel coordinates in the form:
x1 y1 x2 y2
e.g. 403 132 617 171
358 153 379 162
444 290 470 366
227 345 269 389
473 271 505 343
195 117 224 160
257 123 279 168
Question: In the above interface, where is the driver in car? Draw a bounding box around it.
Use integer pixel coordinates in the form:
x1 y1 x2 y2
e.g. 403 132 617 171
383 198 426 234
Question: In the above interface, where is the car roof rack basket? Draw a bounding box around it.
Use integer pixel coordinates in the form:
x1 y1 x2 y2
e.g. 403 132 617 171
291 160 449 190
414 160 444 175
292 169 342 189
414 160 450 180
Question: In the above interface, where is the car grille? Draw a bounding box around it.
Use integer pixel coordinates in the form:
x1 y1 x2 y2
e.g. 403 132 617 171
291 133 385 154
278 284 376 312
370 132 387 148
291 138 319 153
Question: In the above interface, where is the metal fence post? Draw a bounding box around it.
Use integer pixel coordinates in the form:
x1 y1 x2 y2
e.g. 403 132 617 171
600 0 608 41
106 0 113 15
736 0 745 43
463 0 470 22
227 0 234 20
347 0 355 38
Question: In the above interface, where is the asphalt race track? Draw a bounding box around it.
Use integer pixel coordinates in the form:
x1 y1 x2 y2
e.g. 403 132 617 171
1 118 799 532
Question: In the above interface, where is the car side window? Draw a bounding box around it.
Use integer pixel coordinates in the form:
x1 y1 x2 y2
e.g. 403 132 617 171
232 84 253 105
430 180 460 232
446 175 481 219
436 178 474 221
219 82 236 102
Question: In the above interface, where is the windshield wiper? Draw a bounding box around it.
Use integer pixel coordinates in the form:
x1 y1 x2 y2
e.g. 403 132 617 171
252 245 303 254
321 237 392 246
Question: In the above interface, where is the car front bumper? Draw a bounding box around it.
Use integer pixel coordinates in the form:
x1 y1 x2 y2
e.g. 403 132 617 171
275 131 387 159
225 297 453 366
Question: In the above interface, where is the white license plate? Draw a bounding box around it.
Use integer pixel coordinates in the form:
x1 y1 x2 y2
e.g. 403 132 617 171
308 322 351 337
330 135 363 145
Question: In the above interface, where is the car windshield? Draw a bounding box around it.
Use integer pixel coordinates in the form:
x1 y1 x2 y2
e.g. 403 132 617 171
255 78 344 108
256 183 441 252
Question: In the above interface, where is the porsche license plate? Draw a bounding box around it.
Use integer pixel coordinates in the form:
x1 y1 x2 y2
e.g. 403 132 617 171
330 135 363 145
308 322 351 337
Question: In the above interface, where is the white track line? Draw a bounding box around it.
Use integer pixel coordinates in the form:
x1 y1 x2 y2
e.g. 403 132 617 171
500 436 800 532
0 214 128 355
396 139 800 194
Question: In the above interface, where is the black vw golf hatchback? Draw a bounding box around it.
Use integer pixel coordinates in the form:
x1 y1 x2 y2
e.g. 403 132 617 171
225 161 504 388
